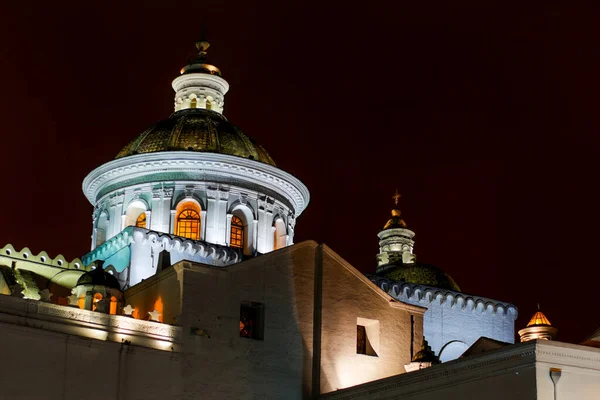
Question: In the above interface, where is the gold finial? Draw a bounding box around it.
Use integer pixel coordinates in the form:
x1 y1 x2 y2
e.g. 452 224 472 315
196 40 210 52
392 189 401 206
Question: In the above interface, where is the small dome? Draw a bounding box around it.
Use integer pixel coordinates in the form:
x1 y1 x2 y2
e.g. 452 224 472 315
76 267 121 290
379 262 461 292
116 109 276 166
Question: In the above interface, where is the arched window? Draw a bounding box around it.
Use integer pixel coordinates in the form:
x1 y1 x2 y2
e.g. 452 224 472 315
136 213 146 228
125 200 146 228
190 98 197 108
176 209 201 240
273 218 286 250
92 293 103 311
230 216 244 249
96 212 109 247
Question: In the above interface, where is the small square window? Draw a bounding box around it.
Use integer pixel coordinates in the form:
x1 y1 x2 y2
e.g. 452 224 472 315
240 301 264 340
357 317 379 357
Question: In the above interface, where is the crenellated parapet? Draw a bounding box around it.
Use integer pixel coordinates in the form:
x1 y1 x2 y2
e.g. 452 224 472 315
83 226 240 267
368 275 518 319
0 244 86 271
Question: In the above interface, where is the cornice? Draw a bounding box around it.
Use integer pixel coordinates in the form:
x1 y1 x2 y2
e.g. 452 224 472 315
82 152 310 217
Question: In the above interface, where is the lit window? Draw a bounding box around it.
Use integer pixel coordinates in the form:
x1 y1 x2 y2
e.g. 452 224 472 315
136 213 146 228
176 209 201 240
190 98 197 108
240 301 264 340
230 216 244 248
92 293 103 311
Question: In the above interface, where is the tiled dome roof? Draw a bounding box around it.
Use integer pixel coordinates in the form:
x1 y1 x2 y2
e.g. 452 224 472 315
379 262 461 292
116 108 275 166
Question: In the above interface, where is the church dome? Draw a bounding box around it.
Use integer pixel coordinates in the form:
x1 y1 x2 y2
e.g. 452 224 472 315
115 108 276 166
76 267 121 290
379 262 461 292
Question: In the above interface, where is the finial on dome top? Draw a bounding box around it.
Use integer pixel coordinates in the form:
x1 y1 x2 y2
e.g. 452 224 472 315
178 29 222 78
196 40 210 53
195 25 210 55
383 190 407 229
392 189 401 206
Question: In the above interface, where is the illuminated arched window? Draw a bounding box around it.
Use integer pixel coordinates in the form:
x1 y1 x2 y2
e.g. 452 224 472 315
230 216 244 249
136 213 146 228
190 98 197 108
176 209 201 240
92 293 103 311
206 99 212 110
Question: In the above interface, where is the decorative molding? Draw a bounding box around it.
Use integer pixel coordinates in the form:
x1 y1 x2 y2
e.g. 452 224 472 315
82 152 310 217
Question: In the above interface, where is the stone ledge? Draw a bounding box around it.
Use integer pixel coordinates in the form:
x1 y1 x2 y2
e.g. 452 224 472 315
0 293 180 352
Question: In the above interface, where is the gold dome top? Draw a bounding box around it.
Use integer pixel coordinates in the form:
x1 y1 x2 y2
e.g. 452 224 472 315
179 39 222 77
116 108 276 165
527 306 552 327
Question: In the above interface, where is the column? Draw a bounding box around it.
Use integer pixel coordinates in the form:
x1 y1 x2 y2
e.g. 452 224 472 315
216 191 229 245
251 219 258 252
144 211 152 230
201 210 207 240
170 210 176 234
151 189 163 232
225 214 233 245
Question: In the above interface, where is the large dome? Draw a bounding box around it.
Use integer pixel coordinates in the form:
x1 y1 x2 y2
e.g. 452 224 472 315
379 262 461 292
116 108 276 166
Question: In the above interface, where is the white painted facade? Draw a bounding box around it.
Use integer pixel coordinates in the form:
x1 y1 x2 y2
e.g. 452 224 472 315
371 277 518 361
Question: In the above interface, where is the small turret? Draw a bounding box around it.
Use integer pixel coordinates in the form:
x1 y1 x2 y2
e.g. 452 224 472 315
518 304 557 342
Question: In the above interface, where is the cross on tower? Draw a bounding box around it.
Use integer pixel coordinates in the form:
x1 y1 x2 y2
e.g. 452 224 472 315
392 190 401 206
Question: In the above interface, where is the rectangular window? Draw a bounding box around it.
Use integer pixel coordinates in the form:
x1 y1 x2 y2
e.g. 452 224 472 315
356 317 379 357
240 301 264 340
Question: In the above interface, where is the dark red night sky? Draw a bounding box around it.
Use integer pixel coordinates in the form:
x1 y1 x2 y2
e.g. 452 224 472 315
1 1 599 343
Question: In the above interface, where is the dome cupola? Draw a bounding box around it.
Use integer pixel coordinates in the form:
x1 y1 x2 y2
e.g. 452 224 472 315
172 39 229 114
82 37 310 289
